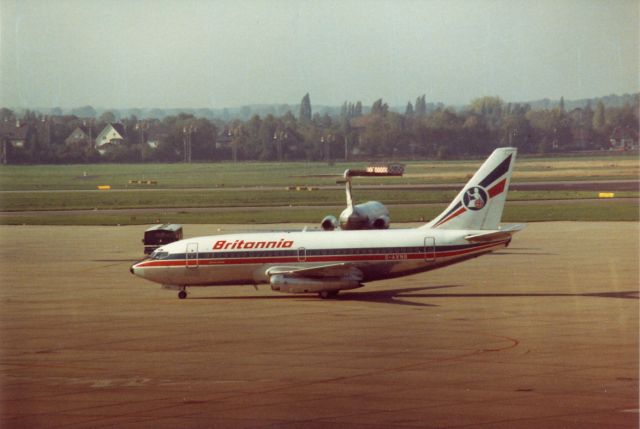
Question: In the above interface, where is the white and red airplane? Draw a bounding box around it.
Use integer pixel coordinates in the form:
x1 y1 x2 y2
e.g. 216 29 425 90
131 147 522 299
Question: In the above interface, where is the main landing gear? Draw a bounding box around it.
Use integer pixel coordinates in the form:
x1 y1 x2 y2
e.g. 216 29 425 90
178 287 187 299
318 290 339 299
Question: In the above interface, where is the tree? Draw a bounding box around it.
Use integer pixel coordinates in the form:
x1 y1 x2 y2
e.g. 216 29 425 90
462 114 491 155
354 101 363 117
592 101 605 131
526 109 571 152
415 95 427 117
470 96 504 130
188 118 217 161
100 111 117 123
71 105 97 118
0 108 14 122
501 114 532 153
299 93 312 124
405 102 414 118
371 99 388 116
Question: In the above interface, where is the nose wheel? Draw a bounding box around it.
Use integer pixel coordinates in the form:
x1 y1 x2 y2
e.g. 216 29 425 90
178 288 187 299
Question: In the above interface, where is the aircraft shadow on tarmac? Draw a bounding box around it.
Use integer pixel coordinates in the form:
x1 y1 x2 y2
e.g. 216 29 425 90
192 284 638 307
340 286 639 304
488 247 557 256
191 285 453 307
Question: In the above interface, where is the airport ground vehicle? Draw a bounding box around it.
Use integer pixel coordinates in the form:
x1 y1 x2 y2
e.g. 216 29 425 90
142 224 183 255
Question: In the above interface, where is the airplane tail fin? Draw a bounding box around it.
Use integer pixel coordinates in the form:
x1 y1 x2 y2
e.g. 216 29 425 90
421 147 517 231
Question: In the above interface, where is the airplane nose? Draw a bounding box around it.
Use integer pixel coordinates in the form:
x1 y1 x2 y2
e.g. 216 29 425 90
130 262 142 276
130 260 150 278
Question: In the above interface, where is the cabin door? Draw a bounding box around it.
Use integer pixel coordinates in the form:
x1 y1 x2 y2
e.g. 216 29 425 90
424 237 435 262
186 242 199 268
297 247 307 262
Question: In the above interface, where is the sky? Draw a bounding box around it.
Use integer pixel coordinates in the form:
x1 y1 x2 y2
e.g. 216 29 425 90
1 0 638 110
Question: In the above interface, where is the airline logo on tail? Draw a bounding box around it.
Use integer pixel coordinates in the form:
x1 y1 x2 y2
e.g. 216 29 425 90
432 153 513 228
463 187 487 210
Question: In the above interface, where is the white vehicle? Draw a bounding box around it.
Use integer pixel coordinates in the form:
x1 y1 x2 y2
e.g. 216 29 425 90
131 148 522 299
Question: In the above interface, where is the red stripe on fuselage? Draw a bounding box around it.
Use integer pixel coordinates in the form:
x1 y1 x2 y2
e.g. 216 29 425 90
136 240 508 269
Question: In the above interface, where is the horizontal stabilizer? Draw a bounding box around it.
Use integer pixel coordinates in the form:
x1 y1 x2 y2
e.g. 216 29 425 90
465 224 525 242
266 263 363 280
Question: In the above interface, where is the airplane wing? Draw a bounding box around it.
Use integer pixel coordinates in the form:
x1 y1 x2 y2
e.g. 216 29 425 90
266 263 363 280
464 224 525 242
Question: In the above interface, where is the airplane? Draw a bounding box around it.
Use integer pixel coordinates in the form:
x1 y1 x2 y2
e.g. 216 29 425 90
130 147 522 299
321 164 404 231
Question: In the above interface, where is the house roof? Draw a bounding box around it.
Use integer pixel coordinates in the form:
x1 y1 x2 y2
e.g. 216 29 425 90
109 123 126 137
65 126 92 144
610 126 639 141
0 121 31 141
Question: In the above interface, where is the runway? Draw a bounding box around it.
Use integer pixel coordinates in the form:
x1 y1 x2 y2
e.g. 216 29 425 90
0 222 638 428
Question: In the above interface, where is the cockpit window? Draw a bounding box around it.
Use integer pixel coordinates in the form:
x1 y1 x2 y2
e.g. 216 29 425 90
150 251 169 260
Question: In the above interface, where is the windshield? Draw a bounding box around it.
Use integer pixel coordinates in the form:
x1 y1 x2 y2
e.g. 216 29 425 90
150 250 170 260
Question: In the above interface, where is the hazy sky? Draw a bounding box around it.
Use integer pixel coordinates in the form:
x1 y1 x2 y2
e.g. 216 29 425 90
1 0 638 109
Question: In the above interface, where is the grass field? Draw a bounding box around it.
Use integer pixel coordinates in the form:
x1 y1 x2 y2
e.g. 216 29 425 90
0 154 637 191
1 189 637 212
0 201 637 225
0 155 637 224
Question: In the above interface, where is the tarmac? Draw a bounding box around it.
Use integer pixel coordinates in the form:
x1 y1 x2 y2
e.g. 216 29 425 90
0 222 638 428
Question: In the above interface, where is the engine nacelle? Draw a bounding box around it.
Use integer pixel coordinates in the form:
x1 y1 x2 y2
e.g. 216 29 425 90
321 215 339 231
270 274 362 294
371 215 390 229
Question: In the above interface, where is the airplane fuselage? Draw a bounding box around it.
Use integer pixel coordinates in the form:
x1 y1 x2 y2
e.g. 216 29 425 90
131 228 509 289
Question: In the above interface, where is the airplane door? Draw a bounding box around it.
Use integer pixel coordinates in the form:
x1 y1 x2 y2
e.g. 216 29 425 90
297 247 307 262
424 237 435 262
186 242 199 268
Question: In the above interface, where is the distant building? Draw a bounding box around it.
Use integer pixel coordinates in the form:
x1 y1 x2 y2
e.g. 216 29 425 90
0 120 33 148
95 123 126 154
216 128 233 149
610 127 639 151
65 126 93 147
0 120 35 163
146 130 169 149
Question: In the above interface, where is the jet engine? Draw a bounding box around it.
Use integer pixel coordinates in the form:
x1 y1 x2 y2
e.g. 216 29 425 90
269 274 362 294
321 215 339 231
371 215 390 229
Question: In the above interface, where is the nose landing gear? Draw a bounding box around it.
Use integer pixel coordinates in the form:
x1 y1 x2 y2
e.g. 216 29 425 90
178 287 187 299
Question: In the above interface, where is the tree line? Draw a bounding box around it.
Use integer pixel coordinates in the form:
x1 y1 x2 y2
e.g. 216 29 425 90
1 93 638 164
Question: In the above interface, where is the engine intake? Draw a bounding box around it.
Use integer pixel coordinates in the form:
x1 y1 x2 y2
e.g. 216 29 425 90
371 215 390 229
321 215 339 231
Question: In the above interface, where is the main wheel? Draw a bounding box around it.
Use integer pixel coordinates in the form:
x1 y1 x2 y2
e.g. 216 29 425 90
178 290 187 299
319 290 339 299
